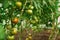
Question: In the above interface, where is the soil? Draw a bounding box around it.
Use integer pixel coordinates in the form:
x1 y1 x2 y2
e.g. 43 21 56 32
14 29 60 40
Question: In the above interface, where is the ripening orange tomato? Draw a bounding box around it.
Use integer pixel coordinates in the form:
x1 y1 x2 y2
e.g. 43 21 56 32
12 18 19 24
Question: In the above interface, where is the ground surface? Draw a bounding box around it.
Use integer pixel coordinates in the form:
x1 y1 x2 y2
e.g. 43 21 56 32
14 29 60 40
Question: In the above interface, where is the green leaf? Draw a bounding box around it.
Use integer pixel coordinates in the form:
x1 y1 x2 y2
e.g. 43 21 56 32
0 23 5 39
3 0 9 8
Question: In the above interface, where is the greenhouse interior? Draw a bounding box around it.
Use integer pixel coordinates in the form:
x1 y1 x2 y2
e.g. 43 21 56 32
0 0 60 40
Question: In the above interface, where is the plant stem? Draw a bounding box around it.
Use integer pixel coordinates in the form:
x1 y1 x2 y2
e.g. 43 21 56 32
19 0 28 40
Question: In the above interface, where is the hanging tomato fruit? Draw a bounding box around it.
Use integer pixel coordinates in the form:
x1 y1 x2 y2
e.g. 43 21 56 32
26 9 33 14
12 18 19 24
29 5 34 9
7 35 14 40
11 28 18 34
16 2 22 7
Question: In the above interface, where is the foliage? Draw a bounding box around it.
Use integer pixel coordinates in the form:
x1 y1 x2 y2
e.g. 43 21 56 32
0 0 58 40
